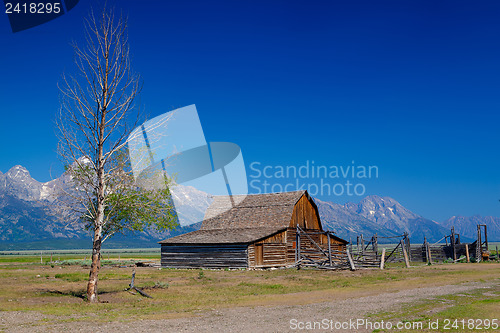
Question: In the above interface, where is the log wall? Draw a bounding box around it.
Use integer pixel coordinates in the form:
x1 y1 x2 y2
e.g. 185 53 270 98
248 243 287 268
161 244 248 268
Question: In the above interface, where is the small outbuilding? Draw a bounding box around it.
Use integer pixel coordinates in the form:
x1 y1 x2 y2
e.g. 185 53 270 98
159 190 348 269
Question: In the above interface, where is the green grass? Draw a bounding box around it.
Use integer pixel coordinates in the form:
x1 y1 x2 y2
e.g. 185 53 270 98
54 272 89 282
0 248 160 264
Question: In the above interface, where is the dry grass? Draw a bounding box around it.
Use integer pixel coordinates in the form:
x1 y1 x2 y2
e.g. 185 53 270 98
0 260 498 324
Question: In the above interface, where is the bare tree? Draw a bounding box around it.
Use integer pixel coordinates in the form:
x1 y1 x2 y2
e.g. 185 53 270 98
56 6 176 303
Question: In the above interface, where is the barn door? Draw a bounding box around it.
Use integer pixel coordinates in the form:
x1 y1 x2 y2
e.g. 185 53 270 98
255 244 263 266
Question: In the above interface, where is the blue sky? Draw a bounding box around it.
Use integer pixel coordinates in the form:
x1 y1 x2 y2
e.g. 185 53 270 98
0 0 499 221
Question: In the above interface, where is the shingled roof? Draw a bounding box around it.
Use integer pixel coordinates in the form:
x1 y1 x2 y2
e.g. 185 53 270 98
159 191 310 244
158 227 285 245
201 190 308 230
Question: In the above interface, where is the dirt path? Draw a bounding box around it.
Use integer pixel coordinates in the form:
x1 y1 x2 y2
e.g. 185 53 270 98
1 279 498 333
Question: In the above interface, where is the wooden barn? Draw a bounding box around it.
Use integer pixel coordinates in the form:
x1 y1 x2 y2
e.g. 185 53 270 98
159 190 348 269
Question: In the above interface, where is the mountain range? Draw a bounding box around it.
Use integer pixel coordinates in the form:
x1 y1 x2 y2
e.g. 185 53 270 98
0 165 497 249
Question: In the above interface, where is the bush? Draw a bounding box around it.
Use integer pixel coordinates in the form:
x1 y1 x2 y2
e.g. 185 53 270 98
154 281 169 289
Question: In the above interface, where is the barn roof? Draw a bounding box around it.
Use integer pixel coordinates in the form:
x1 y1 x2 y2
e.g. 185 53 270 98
200 190 309 230
159 227 285 244
159 191 310 244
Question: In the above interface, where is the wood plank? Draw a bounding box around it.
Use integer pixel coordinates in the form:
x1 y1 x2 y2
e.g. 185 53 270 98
380 248 386 270
401 241 410 268
346 249 356 271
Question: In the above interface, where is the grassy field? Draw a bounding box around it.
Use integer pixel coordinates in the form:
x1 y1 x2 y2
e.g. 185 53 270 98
0 253 498 329
0 248 160 263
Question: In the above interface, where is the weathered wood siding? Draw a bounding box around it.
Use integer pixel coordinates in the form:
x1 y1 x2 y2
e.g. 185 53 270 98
411 244 471 262
161 244 248 268
289 195 321 230
249 243 287 268
248 230 288 268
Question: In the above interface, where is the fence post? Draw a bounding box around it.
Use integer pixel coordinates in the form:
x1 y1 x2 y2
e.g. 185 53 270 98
427 241 432 264
423 237 428 263
380 248 386 270
451 227 456 261
296 225 301 266
295 225 299 263
404 232 411 262
476 225 481 262
327 232 332 267
346 249 356 271
465 244 470 263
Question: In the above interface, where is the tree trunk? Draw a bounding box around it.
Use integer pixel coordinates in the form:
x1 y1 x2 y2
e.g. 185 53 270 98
87 225 103 303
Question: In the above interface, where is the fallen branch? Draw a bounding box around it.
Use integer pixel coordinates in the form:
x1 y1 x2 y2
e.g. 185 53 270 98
125 269 153 298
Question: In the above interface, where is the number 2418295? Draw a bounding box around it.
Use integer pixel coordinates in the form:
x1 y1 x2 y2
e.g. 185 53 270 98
5 2 61 14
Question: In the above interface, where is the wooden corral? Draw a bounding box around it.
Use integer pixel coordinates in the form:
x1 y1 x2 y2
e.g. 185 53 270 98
413 225 490 263
350 233 411 268
294 226 351 270
159 191 348 269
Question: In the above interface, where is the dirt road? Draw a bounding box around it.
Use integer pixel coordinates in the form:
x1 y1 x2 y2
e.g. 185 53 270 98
1 279 498 333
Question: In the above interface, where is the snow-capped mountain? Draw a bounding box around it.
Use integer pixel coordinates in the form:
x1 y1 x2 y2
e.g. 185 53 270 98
316 195 451 243
344 195 451 241
0 164 497 248
170 184 213 227
442 215 500 241
345 195 420 232
0 164 212 246
314 198 398 241
1 165 45 201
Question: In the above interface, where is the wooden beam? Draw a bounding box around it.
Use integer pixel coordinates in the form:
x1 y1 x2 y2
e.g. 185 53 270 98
404 232 411 262
385 241 401 263
426 241 432 264
327 232 332 267
484 225 488 251
380 248 386 270
297 226 329 257
346 249 356 271
361 234 365 256
465 244 470 263
295 226 299 263
401 240 410 268
296 225 301 267
451 227 457 261
477 225 482 262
